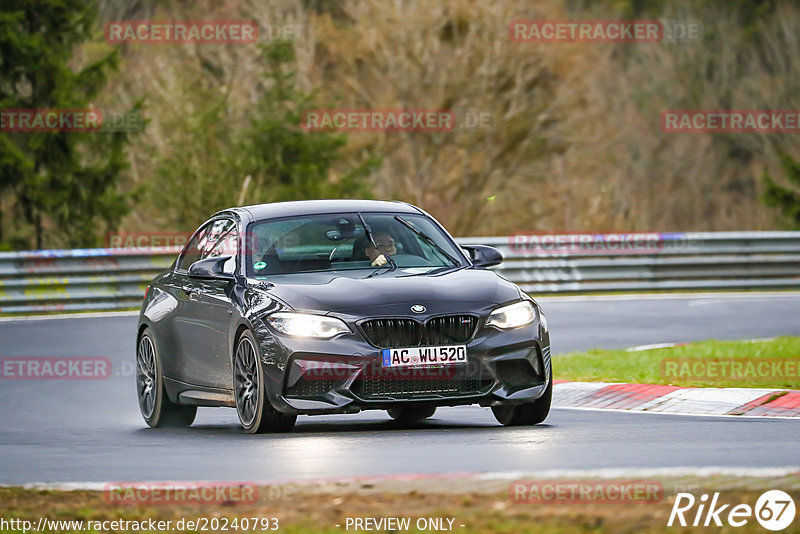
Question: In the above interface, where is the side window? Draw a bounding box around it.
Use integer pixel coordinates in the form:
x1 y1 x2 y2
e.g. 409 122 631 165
202 219 238 260
176 223 211 271
175 218 237 271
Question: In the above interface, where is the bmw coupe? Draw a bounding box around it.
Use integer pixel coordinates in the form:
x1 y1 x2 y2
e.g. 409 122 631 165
136 200 551 433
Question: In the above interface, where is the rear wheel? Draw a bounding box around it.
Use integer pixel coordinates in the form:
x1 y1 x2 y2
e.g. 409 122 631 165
492 377 552 426
234 331 296 434
136 328 197 428
388 405 436 422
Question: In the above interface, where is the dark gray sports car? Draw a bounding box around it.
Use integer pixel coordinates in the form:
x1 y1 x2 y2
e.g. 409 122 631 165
136 200 551 433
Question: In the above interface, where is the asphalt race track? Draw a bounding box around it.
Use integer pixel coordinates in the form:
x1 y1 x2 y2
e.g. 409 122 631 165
1 293 799 485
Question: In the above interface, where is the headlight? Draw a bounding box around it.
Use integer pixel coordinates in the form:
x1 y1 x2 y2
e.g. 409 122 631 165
486 301 537 329
268 312 350 338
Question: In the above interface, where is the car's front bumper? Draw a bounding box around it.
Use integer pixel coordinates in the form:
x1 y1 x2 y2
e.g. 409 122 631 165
254 313 551 415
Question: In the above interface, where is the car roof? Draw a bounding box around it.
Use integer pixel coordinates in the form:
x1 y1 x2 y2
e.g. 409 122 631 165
227 199 423 222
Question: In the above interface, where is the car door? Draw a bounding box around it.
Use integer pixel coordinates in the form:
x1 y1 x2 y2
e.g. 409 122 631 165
157 222 211 384
174 218 239 390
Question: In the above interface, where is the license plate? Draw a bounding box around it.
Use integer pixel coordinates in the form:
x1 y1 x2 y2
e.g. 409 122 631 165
381 345 467 368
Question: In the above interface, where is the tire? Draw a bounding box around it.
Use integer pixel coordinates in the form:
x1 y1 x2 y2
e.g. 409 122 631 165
387 405 437 421
234 330 296 434
491 376 552 426
136 328 197 428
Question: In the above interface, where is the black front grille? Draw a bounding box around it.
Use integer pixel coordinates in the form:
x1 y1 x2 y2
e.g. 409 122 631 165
361 377 487 398
361 315 478 348
355 360 493 400
360 318 421 348
422 315 479 345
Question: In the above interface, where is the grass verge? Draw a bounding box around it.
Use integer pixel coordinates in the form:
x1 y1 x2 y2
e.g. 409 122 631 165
553 336 800 388
1 476 798 533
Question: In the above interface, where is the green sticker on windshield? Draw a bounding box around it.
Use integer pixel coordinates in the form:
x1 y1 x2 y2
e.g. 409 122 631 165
253 261 267 270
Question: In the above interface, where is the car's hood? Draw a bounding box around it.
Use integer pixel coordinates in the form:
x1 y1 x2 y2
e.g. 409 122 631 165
259 268 522 316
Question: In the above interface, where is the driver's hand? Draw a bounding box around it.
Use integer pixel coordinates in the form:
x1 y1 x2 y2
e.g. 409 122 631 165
371 254 388 267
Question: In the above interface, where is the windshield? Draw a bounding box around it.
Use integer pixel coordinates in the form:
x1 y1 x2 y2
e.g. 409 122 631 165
245 212 465 276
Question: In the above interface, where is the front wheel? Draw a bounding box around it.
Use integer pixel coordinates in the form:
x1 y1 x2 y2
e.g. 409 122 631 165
492 377 552 426
136 328 197 428
233 331 296 434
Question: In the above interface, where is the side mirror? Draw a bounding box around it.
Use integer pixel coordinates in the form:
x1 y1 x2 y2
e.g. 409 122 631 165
462 245 503 268
188 256 235 280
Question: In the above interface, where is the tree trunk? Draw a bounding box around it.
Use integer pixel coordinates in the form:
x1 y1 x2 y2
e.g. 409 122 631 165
35 211 42 250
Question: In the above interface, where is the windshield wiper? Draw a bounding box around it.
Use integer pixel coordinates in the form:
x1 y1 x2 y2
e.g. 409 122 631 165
394 216 459 267
358 212 397 270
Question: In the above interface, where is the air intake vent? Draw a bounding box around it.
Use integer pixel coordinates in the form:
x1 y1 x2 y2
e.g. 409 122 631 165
354 359 494 400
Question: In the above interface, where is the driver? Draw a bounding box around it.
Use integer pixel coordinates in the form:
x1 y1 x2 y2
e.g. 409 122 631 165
364 232 397 267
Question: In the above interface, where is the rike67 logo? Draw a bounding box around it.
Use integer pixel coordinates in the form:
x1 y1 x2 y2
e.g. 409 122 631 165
668 490 796 531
